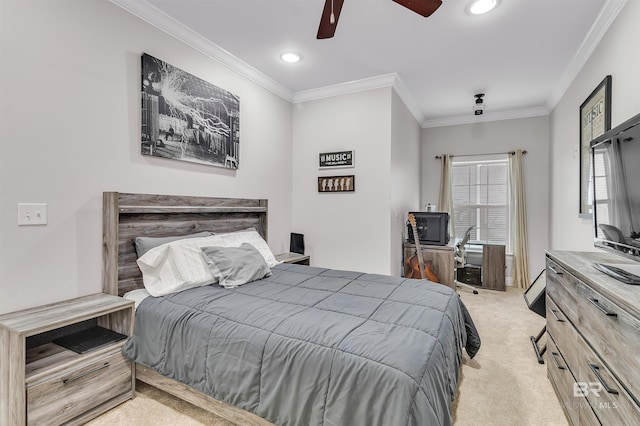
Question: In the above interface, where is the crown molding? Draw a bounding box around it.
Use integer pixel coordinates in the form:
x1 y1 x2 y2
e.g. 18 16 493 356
111 0 624 129
546 0 627 112
421 107 549 129
391 77 424 126
292 73 398 103
292 73 424 124
110 0 294 102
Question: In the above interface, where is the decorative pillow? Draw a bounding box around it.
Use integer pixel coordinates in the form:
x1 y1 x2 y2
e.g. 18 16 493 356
201 243 272 289
136 235 219 296
134 231 212 258
215 227 280 268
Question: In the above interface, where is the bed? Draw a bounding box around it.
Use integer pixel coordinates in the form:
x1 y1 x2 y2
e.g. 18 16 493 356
102 192 480 426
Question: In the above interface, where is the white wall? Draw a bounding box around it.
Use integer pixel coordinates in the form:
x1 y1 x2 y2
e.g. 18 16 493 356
421 116 550 280
292 88 394 274
0 0 293 313
390 91 422 276
549 0 640 251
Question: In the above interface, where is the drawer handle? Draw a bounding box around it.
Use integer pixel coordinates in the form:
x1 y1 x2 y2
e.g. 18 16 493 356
548 265 563 275
550 352 565 370
589 364 619 395
62 362 110 385
550 308 565 322
588 298 617 317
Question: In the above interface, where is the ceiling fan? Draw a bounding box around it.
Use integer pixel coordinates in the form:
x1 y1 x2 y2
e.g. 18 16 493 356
317 0 443 39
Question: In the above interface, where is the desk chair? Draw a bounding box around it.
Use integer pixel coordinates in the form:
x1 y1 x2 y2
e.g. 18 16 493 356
454 226 479 294
599 223 626 243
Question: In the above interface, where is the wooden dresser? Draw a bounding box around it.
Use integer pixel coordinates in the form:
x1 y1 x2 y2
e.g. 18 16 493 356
546 250 640 425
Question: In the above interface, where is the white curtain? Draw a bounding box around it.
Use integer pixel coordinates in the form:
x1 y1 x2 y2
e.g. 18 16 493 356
509 150 530 289
438 155 455 240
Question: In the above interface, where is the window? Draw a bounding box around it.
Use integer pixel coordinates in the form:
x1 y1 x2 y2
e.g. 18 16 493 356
452 158 511 253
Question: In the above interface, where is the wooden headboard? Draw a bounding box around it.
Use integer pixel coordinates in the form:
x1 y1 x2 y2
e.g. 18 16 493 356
102 192 268 297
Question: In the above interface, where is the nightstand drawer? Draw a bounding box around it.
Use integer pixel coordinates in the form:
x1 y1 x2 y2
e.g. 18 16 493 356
27 350 131 425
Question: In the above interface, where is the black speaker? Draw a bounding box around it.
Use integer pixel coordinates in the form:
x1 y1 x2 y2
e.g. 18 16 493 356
290 233 305 255
524 270 546 317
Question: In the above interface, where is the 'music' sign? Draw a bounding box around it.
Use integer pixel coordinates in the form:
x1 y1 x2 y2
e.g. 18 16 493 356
319 150 355 168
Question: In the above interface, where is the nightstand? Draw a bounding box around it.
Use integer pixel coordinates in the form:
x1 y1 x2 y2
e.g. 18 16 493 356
275 252 311 265
0 293 134 426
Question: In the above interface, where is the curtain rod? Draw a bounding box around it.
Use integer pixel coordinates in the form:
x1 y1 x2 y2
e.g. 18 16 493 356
434 150 527 159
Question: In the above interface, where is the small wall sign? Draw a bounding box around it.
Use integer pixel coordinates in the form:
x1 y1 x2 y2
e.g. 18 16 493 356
319 150 354 169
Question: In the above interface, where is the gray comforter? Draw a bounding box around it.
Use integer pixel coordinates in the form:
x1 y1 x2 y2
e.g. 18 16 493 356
123 263 480 426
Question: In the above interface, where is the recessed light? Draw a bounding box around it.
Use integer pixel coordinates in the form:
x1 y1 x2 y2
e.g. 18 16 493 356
280 52 301 63
469 0 497 15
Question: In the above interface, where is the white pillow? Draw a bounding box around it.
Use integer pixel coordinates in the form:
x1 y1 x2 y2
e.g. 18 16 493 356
123 288 151 311
137 235 219 296
136 230 279 296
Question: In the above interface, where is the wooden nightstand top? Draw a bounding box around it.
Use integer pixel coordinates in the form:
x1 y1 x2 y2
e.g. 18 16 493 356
0 293 133 336
275 252 310 265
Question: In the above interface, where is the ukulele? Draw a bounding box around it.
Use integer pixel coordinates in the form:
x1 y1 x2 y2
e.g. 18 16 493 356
406 214 440 283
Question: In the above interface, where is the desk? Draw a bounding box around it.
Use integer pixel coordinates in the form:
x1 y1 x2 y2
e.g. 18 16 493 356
479 244 506 291
403 242 455 290
404 241 505 291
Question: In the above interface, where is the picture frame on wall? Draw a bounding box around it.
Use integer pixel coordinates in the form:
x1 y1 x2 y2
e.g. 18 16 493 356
579 75 611 218
140 53 240 170
318 175 355 192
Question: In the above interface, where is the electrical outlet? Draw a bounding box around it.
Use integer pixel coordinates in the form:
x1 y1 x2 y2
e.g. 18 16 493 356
18 203 47 226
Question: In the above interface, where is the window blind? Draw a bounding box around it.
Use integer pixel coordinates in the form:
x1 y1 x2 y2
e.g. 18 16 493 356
452 159 511 252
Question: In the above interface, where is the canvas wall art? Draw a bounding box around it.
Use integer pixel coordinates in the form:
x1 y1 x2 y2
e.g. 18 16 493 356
141 53 240 169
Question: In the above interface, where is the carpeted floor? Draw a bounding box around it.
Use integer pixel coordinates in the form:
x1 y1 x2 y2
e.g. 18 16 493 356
87 286 568 426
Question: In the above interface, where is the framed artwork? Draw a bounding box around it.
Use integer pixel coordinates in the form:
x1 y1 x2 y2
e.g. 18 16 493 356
318 175 355 192
319 150 355 169
140 53 240 169
579 75 611 217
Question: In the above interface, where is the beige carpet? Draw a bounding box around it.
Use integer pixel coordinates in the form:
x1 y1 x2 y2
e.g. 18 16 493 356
88 286 568 426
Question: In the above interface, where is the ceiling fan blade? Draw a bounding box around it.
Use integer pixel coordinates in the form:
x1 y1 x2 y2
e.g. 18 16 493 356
392 0 442 17
317 0 345 39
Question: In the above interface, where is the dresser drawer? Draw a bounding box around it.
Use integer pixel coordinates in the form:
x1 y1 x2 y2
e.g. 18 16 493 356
578 334 640 425
27 350 132 425
576 281 640 400
579 402 601 426
547 335 580 426
546 259 579 325
546 295 580 373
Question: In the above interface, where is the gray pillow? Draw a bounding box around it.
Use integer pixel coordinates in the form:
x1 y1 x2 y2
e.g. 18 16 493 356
201 243 271 288
134 231 212 258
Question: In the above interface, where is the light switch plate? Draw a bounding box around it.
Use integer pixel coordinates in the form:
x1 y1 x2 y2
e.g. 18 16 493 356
18 203 47 226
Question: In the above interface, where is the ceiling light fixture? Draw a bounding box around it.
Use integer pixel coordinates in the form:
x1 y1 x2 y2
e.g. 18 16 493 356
280 52 301 63
469 0 497 15
474 93 485 115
